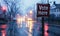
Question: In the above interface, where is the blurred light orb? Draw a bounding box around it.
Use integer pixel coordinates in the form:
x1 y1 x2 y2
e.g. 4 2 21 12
1 6 7 12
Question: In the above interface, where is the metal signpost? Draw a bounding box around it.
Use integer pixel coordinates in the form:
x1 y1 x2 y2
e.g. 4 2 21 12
37 4 50 36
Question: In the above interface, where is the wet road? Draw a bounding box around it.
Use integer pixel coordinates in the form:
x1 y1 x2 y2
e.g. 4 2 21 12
16 21 60 36
48 24 60 36
0 21 60 36
18 23 60 36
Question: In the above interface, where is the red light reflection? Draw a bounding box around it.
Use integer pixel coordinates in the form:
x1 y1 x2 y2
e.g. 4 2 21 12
1 25 7 29
44 23 48 36
1 30 6 36
0 24 7 36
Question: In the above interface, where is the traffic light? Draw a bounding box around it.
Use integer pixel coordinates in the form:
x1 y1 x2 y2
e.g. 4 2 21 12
1 6 7 12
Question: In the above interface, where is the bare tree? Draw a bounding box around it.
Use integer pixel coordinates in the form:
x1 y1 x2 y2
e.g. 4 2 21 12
3 0 20 36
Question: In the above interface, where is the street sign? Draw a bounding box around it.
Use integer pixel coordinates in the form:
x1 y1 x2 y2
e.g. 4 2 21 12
37 4 50 36
37 4 50 17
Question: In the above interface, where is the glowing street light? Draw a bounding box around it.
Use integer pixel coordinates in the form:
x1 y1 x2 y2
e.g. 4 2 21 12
29 10 33 17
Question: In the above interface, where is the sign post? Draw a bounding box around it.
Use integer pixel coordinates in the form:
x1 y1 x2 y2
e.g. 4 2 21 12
37 4 50 36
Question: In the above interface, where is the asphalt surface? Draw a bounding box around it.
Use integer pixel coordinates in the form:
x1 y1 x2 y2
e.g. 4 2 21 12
0 21 60 36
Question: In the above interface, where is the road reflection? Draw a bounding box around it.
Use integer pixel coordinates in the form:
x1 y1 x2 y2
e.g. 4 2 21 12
44 23 48 36
0 24 7 36
16 10 49 36
16 10 36 36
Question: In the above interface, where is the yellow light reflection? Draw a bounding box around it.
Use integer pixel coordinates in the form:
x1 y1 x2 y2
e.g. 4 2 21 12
26 17 35 34
16 14 23 28
16 10 36 36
